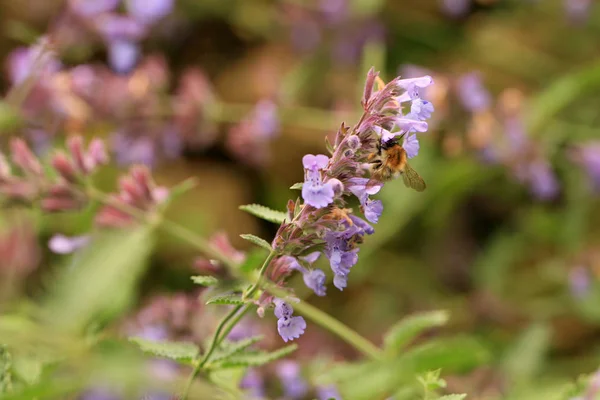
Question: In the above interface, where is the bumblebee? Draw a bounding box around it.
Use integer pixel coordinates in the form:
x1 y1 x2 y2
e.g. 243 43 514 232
367 137 426 192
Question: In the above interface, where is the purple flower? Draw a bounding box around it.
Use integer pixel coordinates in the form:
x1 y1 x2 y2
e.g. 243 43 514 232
126 0 174 24
403 134 420 159
317 384 342 400
324 228 360 290
69 0 119 16
333 274 348 291
394 117 429 134
456 73 491 113
441 0 471 18
410 99 434 121
48 234 90 254
363 198 383 224
396 75 434 91
7 41 60 85
517 160 559 200
107 40 139 73
573 142 600 190
240 368 266 399
276 361 309 399
348 178 383 224
302 268 327 296
274 299 306 342
565 0 592 24
302 154 336 208
569 266 591 299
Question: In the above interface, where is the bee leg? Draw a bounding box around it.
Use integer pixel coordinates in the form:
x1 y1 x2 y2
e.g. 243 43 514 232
369 159 382 168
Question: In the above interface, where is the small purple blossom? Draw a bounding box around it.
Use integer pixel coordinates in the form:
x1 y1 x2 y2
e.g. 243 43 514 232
126 0 174 25
394 117 429 134
107 40 140 74
274 298 306 342
456 73 491 113
302 268 327 296
317 384 342 400
410 99 435 121
441 0 471 18
403 134 420 159
276 361 309 399
569 266 591 299
240 368 266 399
527 161 560 200
396 75 434 91
302 154 336 208
69 0 119 16
572 142 600 190
363 198 383 224
48 234 90 254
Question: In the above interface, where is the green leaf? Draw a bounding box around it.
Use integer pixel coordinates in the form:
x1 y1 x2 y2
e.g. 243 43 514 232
501 323 551 386
210 336 264 363
239 204 286 224
215 344 297 368
129 337 199 363
43 228 154 333
206 293 245 306
11 356 41 385
239 234 272 251
437 395 467 400
290 182 303 190
384 311 449 354
401 336 490 374
191 275 219 287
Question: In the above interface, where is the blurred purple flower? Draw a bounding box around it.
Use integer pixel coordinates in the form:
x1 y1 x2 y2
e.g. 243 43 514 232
274 298 306 342
112 133 156 167
302 154 336 208
48 234 90 254
565 0 592 24
516 160 559 200
107 40 140 74
440 0 471 18
456 73 491 113
572 142 600 190
80 388 121 400
126 0 174 24
7 40 60 85
569 266 591 299
276 361 309 399
240 368 266 399
69 0 120 17
317 384 342 400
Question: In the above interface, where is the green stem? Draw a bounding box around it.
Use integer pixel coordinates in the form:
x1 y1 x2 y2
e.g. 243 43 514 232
180 251 277 400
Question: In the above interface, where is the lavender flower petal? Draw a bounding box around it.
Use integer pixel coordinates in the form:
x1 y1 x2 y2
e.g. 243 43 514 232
277 316 307 342
403 134 420 159
302 268 327 296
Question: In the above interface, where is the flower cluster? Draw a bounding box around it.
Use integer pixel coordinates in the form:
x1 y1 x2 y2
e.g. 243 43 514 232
0 136 107 212
67 0 174 73
261 69 435 341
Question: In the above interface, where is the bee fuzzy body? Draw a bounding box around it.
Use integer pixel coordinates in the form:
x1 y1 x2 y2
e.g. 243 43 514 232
368 138 426 192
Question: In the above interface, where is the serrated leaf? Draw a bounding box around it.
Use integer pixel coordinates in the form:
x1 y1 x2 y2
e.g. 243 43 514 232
290 182 303 190
240 248 268 273
437 395 467 400
215 344 297 368
191 275 219 286
206 293 245 306
209 336 264 363
239 204 287 224
129 337 199 363
384 311 449 354
239 234 272 251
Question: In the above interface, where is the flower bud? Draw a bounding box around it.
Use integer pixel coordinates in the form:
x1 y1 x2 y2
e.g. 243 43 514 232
10 139 42 176
51 151 78 183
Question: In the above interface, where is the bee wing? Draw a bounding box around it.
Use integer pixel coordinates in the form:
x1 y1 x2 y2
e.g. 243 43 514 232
402 162 426 192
